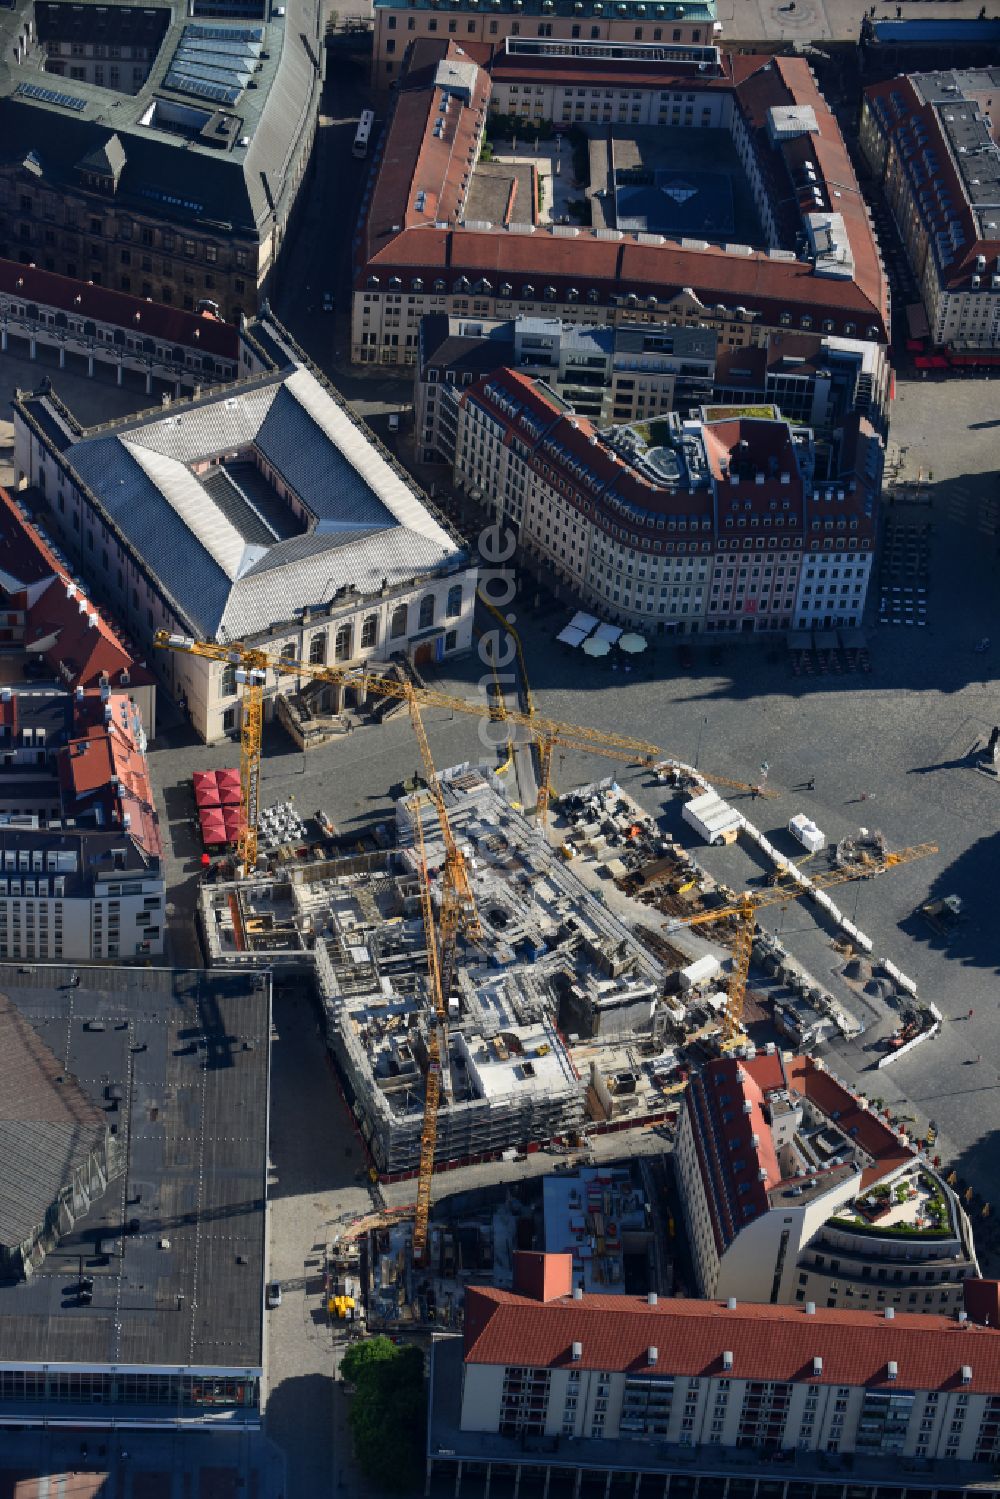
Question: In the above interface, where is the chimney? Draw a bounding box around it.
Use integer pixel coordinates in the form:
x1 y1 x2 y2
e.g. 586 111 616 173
512 1251 573 1303
727 1296 737 1311
571 1341 583 1362
885 1307 895 1320
887 1361 898 1381
958 1310 969 1325
573 1285 583 1301
813 1356 823 1376
723 1350 734 1371
962 1365 973 1384
648 1346 658 1365
648 1291 658 1306
805 1302 816 1316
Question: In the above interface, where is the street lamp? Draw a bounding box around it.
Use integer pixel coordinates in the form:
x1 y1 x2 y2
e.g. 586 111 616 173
695 715 708 769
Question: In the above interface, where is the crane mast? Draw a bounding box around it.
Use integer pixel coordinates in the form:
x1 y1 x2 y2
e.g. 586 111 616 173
154 631 932 1232
673 842 938 1042
411 805 445 1266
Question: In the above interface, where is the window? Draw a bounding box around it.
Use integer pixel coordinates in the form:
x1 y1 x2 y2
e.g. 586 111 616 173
418 594 435 630
361 614 378 649
390 604 408 639
335 624 353 662
309 632 327 666
446 584 463 618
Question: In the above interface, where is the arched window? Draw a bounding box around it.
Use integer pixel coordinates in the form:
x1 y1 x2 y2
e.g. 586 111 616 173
361 615 378 649
446 584 462 619
309 631 327 665
279 641 296 674
390 604 408 639
335 623 353 661
419 594 435 630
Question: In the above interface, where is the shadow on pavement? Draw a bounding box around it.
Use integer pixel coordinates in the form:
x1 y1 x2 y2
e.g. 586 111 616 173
897 830 1000 976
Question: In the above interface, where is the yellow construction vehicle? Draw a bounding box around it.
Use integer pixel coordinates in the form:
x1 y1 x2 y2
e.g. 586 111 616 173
154 627 871 1251
672 842 938 1044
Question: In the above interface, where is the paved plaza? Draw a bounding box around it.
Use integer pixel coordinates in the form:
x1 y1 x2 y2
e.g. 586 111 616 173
148 373 1000 1219
720 0 1000 42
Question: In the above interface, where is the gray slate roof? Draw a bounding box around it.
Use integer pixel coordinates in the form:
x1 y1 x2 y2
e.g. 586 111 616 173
0 965 269 1370
0 994 108 1252
58 365 463 640
0 0 321 235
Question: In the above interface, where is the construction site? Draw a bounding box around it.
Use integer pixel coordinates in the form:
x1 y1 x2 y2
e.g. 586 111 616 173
327 1159 659 1330
200 765 700 1177
157 622 942 1314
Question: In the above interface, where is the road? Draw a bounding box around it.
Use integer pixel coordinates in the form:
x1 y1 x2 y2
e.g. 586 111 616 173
264 977 374 1497
430 370 1000 1229
271 48 414 429
717 0 1000 43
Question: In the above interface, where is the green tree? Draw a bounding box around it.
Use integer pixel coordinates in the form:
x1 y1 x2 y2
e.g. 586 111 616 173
342 1337 426 1493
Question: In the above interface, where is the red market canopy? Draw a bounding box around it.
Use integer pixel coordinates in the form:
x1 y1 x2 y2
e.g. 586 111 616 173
194 779 222 808
200 811 228 844
222 806 245 838
216 768 242 791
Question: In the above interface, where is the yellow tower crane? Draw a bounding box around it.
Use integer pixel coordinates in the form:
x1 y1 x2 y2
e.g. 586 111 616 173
671 841 938 1044
410 804 446 1265
157 631 664 842
158 633 777 843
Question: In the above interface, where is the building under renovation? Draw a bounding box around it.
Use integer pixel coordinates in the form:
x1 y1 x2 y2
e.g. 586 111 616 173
200 767 669 1174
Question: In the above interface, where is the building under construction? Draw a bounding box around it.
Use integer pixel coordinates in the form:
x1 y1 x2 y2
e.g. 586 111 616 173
200 766 668 1174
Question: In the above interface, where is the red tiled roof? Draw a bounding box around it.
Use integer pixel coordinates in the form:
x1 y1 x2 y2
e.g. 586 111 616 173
463 1283 1000 1390
366 226 884 327
512 1251 574 1303
365 40 491 253
686 1050 909 1249
965 1279 1000 1329
27 576 154 692
0 491 64 594
0 260 238 360
783 1054 914 1188
488 48 734 91
863 75 996 294
361 47 887 339
685 1057 783 1245
58 693 162 861
0 489 154 693
466 367 716 531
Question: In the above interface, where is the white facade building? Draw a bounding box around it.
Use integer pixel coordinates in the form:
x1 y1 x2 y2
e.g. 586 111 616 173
675 1050 978 1313
423 1248 1000 1499
861 69 1000 355
0 829 164 963
450 371 879 634
14 315 476 742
